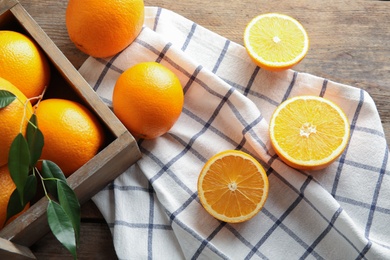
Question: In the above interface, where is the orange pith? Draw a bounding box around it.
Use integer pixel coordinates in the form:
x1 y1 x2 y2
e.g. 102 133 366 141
269 96 350 170
244 13 309 71
197 150 269 223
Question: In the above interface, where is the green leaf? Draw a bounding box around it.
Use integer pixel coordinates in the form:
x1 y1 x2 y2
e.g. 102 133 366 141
8 133 30 203
5 175 36 226
0 90 16 108
26 114 44 166
47 200 77 259
57 180 81 243
44 179 59 200
41 160 67 182
5 189 26 226
23 175 37 205
41 160 67 199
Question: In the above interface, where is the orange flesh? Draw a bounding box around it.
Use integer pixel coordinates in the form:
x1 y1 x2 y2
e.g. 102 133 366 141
270 96 350 170
198 151 269 223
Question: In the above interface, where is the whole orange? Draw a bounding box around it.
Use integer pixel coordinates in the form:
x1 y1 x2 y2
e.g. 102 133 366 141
35 99 105 177
0 30 50 101
112 62 184 139
0 77 33 167
66 0 145 58
0 165 30 229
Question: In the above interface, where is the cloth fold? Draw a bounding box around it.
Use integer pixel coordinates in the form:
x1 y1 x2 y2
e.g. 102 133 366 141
79 6 390 259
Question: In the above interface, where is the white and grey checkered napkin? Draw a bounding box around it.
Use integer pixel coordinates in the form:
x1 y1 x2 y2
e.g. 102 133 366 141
79 6 390 259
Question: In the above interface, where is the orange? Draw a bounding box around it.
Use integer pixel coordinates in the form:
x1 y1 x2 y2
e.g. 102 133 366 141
243 13 309 71
112 62 184 139
197 150 269 223
0 165 29 229
66 0 145 58
269 96 350 170
35 99 105 177
0 30 50 101
0 77 33 167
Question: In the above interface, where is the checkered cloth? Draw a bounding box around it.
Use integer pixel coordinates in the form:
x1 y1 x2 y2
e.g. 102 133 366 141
79 7 390 259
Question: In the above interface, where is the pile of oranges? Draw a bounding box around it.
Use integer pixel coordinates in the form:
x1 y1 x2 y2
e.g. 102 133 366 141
0 31 106 174
0 0 150 230
0 29 105 228
0 30 49 228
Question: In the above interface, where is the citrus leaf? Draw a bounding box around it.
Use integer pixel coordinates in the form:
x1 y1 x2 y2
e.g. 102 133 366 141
26 114 44 166
41 160 67 182
5 189 26 226
5 175 35 225
57 180 80 243
41 160 67 199
23 175 37 205
47 200 77 259
9 133 30 202
0 90 16 108
43 179 58 200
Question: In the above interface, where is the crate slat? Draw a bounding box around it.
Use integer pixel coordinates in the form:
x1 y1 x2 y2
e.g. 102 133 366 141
0 237 36 259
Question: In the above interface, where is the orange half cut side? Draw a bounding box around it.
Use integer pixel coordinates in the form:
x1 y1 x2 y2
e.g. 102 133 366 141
244 13 309 71
269 96 350 170
197 150 269 223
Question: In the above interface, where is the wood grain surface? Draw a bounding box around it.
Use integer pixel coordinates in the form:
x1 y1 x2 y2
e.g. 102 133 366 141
14 0 390 258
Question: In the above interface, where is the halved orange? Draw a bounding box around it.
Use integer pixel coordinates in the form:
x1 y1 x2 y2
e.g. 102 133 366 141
244 13 309 71
269 96 350 170
197 150 269 223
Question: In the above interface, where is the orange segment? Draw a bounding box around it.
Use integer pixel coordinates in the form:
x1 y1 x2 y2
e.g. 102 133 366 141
197 150 269 223
244 13 309 71
269 96 350 170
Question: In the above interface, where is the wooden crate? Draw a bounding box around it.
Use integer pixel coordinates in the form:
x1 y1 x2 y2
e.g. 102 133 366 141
0 0 141 258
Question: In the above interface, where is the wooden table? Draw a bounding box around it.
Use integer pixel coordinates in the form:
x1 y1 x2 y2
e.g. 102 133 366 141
16 0 390 258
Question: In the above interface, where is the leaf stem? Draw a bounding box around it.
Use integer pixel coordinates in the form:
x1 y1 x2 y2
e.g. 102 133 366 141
17 86 47 133
35 167 52 202
30 85 47 109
